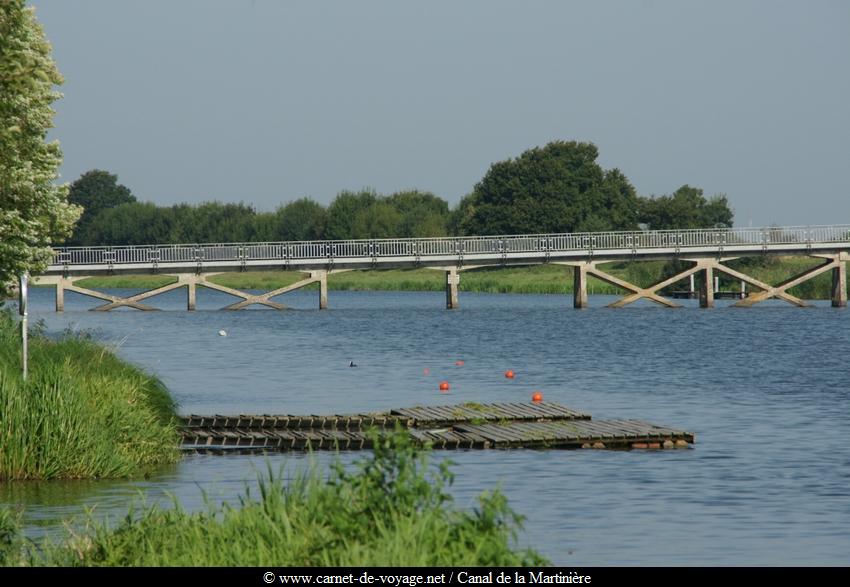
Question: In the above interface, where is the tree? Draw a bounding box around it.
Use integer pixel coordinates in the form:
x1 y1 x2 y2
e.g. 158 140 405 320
324 190 378 240
66 169 135 244
385 190 450 237
458 141 640 236
273 197 326 241
638 185 734 230
0 1 80 295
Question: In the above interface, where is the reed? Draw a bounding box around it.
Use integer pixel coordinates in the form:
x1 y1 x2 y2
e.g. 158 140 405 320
13 430 546 566
0 311 179 481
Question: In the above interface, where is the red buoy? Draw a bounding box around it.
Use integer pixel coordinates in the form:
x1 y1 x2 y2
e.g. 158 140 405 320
532 391 543 403
439 381 450 392
504 369 515 379
455 360 465 366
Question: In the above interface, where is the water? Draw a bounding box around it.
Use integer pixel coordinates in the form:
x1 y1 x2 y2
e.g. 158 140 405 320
3 286 850 565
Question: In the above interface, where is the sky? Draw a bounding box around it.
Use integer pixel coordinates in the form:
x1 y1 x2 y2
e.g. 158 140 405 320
32 0 850 227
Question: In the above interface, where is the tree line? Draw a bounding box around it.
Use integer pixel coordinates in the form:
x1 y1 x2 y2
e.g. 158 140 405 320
67 141 733 246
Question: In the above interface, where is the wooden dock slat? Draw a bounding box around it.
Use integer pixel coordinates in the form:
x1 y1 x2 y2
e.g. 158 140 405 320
179 401 693 452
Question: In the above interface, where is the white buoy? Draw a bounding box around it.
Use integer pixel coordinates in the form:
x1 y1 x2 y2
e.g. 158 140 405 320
218 329 227 337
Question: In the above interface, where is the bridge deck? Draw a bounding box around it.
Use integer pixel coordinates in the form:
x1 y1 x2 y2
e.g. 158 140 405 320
180 402 694 453
43 224 850 275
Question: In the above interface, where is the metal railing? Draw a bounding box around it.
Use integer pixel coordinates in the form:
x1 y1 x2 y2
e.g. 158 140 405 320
49 225 850 267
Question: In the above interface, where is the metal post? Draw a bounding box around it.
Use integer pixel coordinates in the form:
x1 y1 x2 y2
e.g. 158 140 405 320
19 273 28 380
689 274 695 298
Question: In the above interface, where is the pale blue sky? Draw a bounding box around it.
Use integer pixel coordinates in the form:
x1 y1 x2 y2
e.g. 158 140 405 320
34 0 850 227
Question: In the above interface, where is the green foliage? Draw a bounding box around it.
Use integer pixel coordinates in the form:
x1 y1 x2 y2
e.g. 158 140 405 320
80 201 266 245
0 1 81 295
324 189 379 240
639 185 734 230
67 170 135 245
272 197 326 241
27 430 545 566
459 141 641 235
0 508 23 567
385 190 450 237
63 142 738 247
0 311 179 480
73 188 453 245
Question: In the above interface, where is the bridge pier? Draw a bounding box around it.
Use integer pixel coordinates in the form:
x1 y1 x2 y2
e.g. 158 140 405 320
187 278 197 311
573 265 588 309
699 266 715 308
55 277 66 312
315 270 328 310
446 269 459 309
832 260 847 308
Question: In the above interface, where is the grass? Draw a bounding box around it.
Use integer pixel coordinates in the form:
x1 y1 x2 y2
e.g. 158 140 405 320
3 430 547 567
65 256 848 300
0 310 179 481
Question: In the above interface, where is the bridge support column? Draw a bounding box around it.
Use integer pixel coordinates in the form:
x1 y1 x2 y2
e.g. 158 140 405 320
312 270 328 310
833 261 847 308
446 269 459 309
186 277 197 311
700 266 715 308
55 278 66 312
573 265 588 309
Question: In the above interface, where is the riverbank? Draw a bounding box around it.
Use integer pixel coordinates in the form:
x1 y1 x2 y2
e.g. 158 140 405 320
2 431 545 566
68 256 844 299
0 310 179 481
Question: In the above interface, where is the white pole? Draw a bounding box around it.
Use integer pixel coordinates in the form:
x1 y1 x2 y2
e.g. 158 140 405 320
19 273 28 380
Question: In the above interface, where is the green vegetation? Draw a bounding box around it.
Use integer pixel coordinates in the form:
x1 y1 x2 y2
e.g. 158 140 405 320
456 141 642 235
0 1 81 297
70 256 846 300
2 430 546 566
0 310 179 480
64 143 734 247
639 185 733 230
66 169 136 245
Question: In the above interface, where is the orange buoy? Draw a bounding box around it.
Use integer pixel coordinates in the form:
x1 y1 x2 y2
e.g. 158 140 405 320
504 369 515 379
439 381 450 392
455 360 465 366
532 391 543 403
423 368 430 376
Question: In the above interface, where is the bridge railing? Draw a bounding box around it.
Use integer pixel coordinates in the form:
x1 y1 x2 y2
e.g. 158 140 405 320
50 225 850 266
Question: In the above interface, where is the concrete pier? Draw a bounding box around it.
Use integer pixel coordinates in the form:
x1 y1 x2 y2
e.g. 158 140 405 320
445 269 459 309
316 270 328 310
833 260 847 308
700 266 715 308
573 264 588 309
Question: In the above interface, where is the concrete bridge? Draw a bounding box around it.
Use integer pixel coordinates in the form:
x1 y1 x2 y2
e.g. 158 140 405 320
34 224 850 311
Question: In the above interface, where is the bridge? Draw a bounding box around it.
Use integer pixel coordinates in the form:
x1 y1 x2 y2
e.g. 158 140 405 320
33 224 850 311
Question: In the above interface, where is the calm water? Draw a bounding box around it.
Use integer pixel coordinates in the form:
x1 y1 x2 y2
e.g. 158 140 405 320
3 286 850 565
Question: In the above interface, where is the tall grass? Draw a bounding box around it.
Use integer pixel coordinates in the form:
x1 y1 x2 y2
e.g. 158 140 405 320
0 310 179 480
69 256 847 299
9 430 546 566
